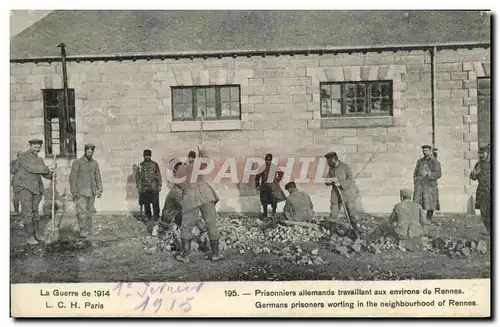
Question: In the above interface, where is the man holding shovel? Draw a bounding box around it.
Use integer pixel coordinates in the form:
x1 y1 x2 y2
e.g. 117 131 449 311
12 139 56 244
324 151 360 234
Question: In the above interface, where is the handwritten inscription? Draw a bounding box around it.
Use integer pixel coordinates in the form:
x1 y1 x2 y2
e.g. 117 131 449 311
113 282 204 314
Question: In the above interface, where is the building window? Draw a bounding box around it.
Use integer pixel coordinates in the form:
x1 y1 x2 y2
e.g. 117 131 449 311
171 85 241 121
320 81 393 117
42 89 77 157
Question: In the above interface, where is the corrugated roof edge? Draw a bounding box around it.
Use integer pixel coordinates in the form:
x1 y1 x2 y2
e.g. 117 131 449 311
10 41 491 64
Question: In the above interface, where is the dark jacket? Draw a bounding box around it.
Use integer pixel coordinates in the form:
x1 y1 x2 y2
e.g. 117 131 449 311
69 155 103 197
470 160 491 209
136 160 162 192
11 151 52 195
255 164 286 204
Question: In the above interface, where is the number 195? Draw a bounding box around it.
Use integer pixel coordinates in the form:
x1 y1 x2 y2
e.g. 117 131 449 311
224 290 238 297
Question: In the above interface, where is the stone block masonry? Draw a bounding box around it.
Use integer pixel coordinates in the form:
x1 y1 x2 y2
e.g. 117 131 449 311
9 48 490 214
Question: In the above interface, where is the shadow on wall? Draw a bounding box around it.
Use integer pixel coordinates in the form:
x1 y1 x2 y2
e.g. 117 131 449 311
125 164 140 219
467 195 476 215
236 182 262 214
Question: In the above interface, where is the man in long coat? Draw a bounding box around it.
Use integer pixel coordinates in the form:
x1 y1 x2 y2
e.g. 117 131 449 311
324 151 360 232
69 143 103 239
470 145 491 234
136 149 162 222
282 181 314 222
413 145 442 223
173 145 221 263
255 153 286 218
11 139 55 244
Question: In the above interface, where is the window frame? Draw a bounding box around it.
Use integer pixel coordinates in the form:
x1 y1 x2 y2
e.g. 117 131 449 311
170 85 242 122
319 80 394 118
42 88 77 158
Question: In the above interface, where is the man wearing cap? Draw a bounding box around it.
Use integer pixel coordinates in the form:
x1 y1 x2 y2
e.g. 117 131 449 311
160 158 209 234
470 145 491 234
10 151 21 215
255 153 286 218
367 189 428 243
173 145 222 263
11 139 55 244
136 149 162 223
282 181 314 222
413 145 442 223
324 151 360 231
69 143 103 239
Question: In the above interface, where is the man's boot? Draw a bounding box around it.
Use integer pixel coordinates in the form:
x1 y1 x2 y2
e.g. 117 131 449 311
32 219 41 242
427 210 434 223
208 240 223 261
262 205 268 218
175 239 191 263
24 221 39 245
77 215 88 238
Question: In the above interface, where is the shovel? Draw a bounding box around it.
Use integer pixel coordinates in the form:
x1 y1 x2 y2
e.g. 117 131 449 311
333 183 359 239
44 155 60 244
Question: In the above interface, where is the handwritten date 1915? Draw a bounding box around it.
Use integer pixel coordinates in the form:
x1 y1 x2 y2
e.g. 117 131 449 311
135 296 194 314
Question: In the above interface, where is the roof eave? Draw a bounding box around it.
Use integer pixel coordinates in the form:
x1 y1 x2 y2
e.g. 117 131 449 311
10 41 491 64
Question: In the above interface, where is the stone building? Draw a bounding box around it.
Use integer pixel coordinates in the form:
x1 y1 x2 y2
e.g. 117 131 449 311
10 10 491 214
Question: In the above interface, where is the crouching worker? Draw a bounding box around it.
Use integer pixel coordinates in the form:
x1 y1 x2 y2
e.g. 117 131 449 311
281 182 314 223
367 189 428 246
172 145 222 263
161 159 209 232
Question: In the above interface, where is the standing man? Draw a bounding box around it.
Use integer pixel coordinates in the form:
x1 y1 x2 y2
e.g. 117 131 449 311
173 145 222 263
10 151 21 215
69 143 103 239
470 145 491 234
136 149 163 223
324 151 360 232
255 153 286 218
11 139 55 244
282 181 314 222
413 145 442 223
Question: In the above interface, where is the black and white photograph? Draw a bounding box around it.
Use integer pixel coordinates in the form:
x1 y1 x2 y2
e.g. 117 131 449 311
8 9 491 317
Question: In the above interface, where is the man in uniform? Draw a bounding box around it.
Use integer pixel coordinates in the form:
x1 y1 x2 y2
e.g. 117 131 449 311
173 145 222 263
11 139 55 244
10 151 21 214
413 145 442 223
367 189 428 244
255 153 286 218
69 143 103 239
470 145 491 234
282 181 314 222
136 149 163 223
324 151 360 232
161 158 209 232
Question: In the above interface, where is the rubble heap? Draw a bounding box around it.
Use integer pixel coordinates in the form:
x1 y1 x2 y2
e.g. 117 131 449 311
143 215 489 262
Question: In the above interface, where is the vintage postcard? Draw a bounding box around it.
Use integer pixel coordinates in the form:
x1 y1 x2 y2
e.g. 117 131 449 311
9 9 491 318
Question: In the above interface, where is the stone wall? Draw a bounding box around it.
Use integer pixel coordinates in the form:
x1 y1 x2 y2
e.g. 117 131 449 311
9 48 491 213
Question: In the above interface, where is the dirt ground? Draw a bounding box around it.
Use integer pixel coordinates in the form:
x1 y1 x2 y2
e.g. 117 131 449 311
10 211 491 283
